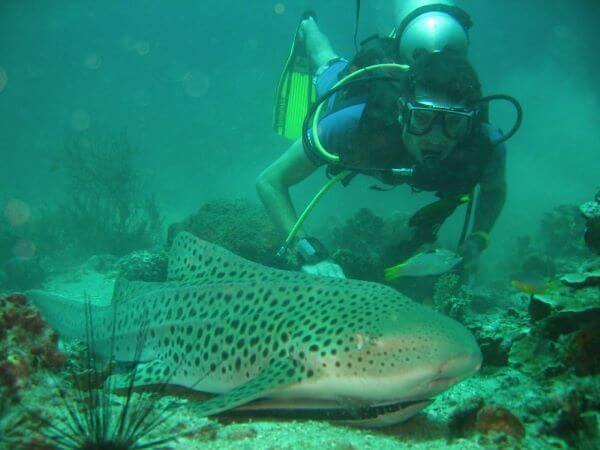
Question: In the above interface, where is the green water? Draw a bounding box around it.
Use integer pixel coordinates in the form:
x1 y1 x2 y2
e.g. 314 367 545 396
1 1 599 448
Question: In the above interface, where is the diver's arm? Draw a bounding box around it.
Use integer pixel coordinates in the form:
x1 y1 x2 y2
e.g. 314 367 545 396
256 139 318 238
257 139 346 278
471 180 506 236
470 135 507 242
458 180 505 274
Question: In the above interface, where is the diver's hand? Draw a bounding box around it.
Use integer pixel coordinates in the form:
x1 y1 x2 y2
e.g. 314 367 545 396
301 260 346 278
293 237 343 277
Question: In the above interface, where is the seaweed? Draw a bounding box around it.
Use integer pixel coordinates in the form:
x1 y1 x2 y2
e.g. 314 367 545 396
32 131 162 262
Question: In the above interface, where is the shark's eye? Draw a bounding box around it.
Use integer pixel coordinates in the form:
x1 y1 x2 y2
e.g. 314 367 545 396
352 333 365 350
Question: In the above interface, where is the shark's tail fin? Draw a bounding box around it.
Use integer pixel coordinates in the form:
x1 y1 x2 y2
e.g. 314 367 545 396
26 290 110 342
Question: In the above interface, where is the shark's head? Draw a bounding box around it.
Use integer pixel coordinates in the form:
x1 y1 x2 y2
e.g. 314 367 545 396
348 309 482 401
297 297 482 415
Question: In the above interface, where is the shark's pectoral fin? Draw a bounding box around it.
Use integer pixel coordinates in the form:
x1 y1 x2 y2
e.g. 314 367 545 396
190 358 304 417
109 359 172 390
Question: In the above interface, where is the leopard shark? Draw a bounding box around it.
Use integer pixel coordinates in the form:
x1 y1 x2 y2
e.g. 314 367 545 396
28 231 482 427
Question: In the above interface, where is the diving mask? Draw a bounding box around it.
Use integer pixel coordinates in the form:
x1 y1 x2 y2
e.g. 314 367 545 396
403 98 476 140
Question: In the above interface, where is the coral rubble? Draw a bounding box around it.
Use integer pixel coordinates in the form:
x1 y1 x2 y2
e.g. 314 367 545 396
0 293 65 403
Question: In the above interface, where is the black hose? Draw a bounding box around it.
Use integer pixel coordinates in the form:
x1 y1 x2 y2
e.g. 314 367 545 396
458 189 475 247
354 0 361 52
303 78 524 171
478 94 523 145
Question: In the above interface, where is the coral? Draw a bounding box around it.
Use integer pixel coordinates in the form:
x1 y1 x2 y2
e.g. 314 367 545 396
167 198 282 265
116 250 168 282
85 254 118 273
331 208 387 281
560 270 600 287
475 404 525 441
31 131 162 262
432 273 467 319
332 208 385 253
539 205 587 257
0 293 65 403
330 208 415 282
331 248 382 282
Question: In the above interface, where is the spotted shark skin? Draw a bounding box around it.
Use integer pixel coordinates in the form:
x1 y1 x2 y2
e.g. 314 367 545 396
28 231 482 426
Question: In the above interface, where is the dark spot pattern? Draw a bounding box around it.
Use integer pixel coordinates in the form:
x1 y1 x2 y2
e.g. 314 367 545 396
103 231 456 410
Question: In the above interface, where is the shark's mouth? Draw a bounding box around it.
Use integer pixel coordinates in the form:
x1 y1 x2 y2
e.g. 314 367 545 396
220 397 433 422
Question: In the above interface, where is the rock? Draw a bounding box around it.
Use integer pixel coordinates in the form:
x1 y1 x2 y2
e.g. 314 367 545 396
508 334 565 378
225 427 257 441
187 423 218 441
467 312 528 368
529 291 600 338
528 294 553 320
475 404 525 440
479 335 512 367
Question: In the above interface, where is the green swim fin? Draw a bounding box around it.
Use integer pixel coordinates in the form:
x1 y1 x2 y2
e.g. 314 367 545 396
273 14 317 140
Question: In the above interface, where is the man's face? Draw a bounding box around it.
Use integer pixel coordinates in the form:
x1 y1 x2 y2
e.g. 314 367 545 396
399 86 468 169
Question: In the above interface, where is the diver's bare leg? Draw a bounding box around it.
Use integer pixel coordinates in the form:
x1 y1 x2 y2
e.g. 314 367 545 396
298 17 338 70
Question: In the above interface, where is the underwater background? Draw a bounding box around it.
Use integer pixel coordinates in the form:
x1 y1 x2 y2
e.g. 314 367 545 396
1 1 599 449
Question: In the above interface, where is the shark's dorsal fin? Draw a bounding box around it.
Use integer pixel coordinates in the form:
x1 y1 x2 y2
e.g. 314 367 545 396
167 231 275 283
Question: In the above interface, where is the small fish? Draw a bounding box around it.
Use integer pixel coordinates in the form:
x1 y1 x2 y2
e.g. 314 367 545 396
511 277 560 296
385 248 463 280
511 279 546 295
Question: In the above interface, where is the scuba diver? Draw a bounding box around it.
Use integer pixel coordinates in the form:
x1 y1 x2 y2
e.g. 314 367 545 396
257 1 521 279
